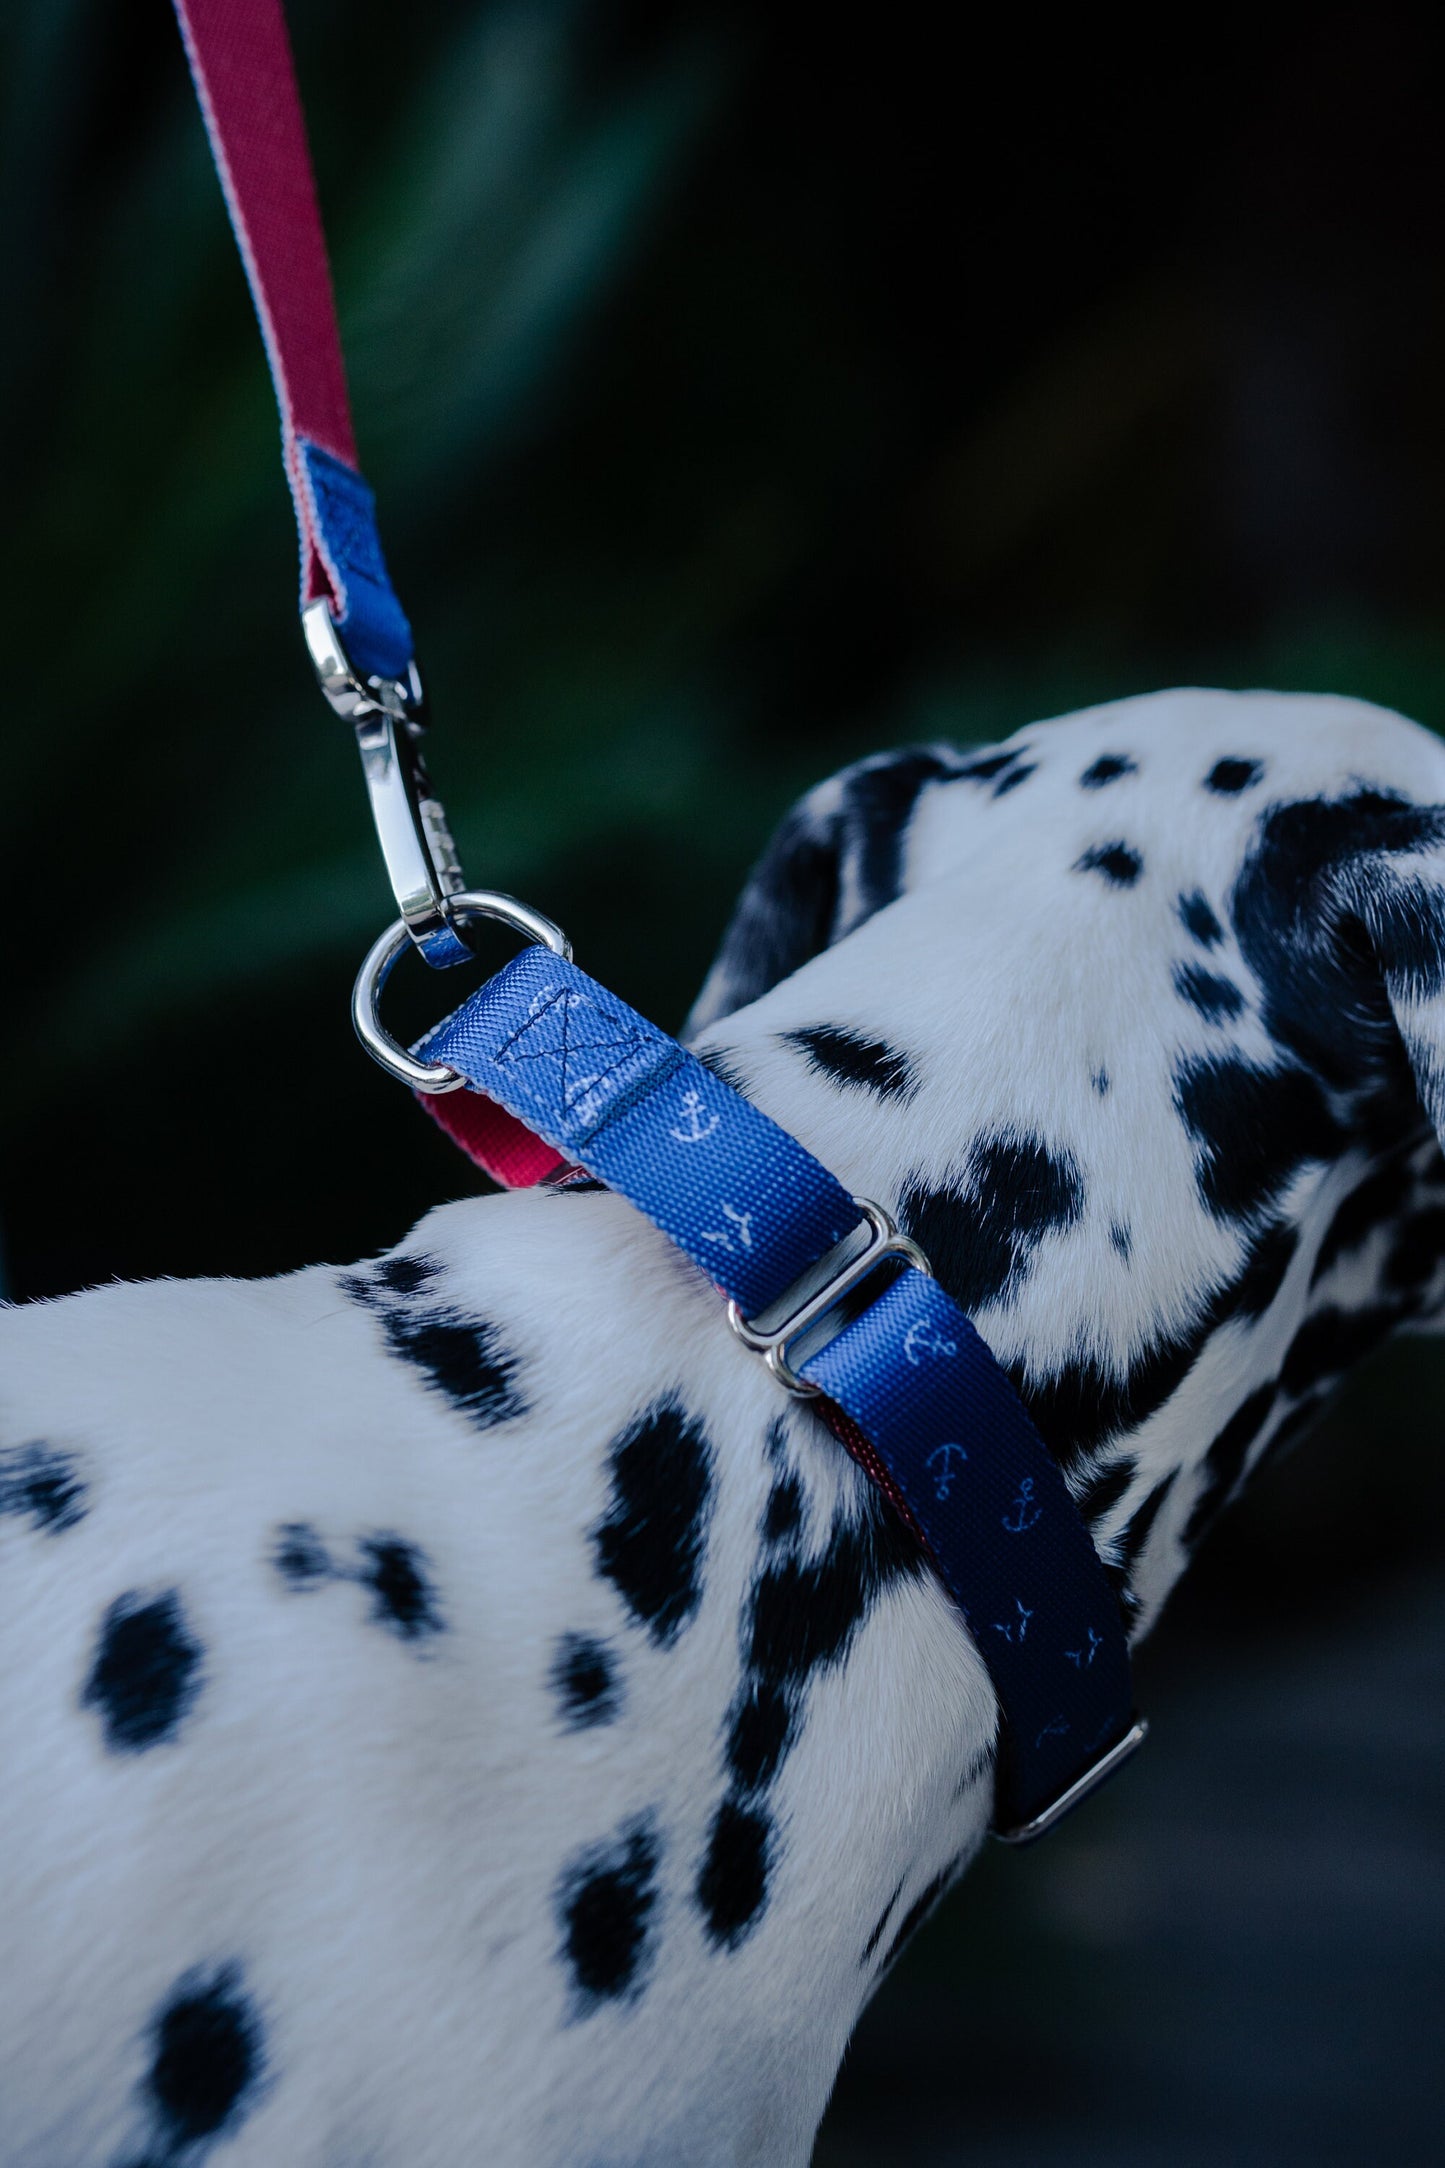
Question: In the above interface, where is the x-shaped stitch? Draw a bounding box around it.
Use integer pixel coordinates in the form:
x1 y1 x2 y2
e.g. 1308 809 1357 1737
494 986 650 1126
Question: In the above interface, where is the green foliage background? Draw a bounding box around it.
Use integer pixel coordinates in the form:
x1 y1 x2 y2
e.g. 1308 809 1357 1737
4 4 1445 2159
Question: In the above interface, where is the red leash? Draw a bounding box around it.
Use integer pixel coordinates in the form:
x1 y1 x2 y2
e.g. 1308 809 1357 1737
174 0 563 1181
173 0 355 616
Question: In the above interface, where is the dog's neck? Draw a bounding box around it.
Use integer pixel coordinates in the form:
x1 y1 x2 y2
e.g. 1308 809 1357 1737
685 871 1445 1652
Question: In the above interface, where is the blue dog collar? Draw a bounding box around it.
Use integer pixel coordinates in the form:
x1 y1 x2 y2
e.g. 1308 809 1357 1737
407 941 1145 1840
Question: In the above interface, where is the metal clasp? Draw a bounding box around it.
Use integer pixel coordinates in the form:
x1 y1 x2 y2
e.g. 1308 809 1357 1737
993 1717 1150 1845
303 599 470 969
727 1198 931 1396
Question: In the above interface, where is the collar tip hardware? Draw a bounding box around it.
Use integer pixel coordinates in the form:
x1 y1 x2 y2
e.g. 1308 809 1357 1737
993 1717 1149 1846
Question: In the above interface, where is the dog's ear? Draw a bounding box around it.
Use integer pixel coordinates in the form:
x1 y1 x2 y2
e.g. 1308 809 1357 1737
1245 791 1445 1146
1344 818 1445 1145
685 745 962 1035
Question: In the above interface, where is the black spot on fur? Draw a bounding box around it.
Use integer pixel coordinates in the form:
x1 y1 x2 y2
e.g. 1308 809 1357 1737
594 1403 713 1646
956 748 1020 782
847 751 963 926
1106 1473 1176 1593
1312 1158 1413 1284
1015 1338 1176 1471
1183 1384 1276 1547
272 1521 331 1588
1109 1222 1132 1262
83 1591 202 1753
783 1023 916 1100
1206 757 1263 794
879 1867 953 1974
721 1484 923 1809
745 1491 920 1692
337 1253 437 1304
993 762 1036 797
1179 890 1225 947
558 1820 660 2010
1384 1207 1445 1291
1281 1301 1408 1398
727 1677 793 1791
860 1879 906 1965
697 1797 772 1948
1081 754 1137 788
1015 1208 1316 1472
703 1485 922 1934
762 1472 804 1546
340 1264 524 1425
900 1132 1085 1317
1229 1221 1299 1318
552 1633 621 1729
692 1044 751 1095
1173 962 1246 1024
1091 1067 1110 1096
0 1441 87 1533
147 1966 262 2144
1076 1457 1136 1527
376 1308 524 1429
1174 1055 1344 1222
1075 841 1142 887
375 1254 437 1297
358 1536 443 1641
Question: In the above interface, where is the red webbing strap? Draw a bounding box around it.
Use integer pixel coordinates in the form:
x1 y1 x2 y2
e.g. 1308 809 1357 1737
174 0 357 614
418 1088 567 1186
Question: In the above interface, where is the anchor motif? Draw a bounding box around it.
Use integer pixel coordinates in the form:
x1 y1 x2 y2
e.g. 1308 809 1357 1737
1001 1476 1042 1534
904 1318 959 1368
925 1441 969 1501
670 1088 720 1145
700 1203 754 1254
1065 1626 1103 1669
990 1597 1033 1644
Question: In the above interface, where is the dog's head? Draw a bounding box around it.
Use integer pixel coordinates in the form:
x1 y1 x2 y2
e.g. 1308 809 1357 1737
689 688 1445 1626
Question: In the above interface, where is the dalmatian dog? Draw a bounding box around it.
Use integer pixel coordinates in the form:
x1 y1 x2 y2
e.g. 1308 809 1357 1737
4 686 1445 2167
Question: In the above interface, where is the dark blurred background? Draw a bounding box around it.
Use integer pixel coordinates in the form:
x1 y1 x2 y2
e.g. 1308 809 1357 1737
3 2 1444 2158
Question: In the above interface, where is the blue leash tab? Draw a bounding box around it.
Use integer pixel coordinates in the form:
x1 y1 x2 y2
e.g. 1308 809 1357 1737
418 948 1144 1838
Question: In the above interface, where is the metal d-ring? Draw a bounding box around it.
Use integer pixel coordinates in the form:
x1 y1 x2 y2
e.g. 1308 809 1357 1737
352 889 573 1092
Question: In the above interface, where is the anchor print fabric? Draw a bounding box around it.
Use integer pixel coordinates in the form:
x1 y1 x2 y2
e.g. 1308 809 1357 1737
420 947 1135 1826
417 948 859 1315
805 1268 1133 1820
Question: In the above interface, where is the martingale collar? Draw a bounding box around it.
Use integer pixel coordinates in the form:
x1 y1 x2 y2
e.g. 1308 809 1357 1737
173 0 1145 1841
404 944 1146 1840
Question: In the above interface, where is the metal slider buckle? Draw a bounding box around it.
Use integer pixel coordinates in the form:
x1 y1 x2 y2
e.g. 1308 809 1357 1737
993 1717 1150 1845
303 599 471 970
726 1198 931 1397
